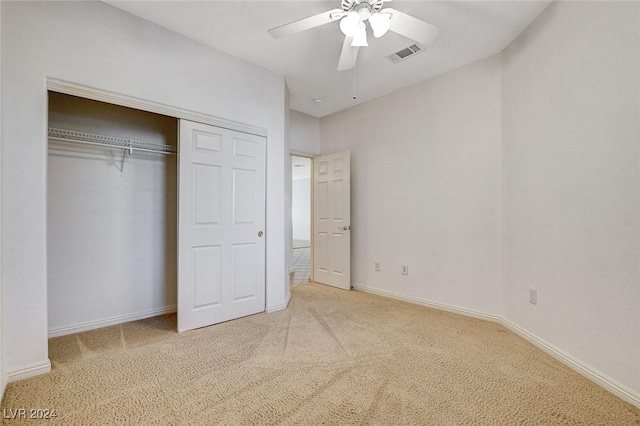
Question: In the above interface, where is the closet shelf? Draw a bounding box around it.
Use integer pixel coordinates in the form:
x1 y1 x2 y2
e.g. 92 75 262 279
48 128 177 155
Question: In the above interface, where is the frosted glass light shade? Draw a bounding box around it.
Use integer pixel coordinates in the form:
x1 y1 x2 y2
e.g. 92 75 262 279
369 12 391 38
351 23 368 47
340 11 360 37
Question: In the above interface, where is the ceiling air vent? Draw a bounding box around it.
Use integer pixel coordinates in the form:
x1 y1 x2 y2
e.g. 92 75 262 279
386 44 425 64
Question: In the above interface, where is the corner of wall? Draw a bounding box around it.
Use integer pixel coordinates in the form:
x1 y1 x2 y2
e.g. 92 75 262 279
0 0 6 402
497 50 507 320
498 0 640 403
284 82 292 299
265 290 291 313
289 110 321 156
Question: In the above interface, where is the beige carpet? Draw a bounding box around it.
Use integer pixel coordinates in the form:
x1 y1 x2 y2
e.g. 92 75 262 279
2 283 639 425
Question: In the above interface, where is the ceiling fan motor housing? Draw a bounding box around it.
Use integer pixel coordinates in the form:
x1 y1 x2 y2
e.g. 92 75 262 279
342 0 384 15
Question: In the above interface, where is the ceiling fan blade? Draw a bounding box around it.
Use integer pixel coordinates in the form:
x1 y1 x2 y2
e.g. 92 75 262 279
383 8 442 45
337 36 360 71
268 8 344 39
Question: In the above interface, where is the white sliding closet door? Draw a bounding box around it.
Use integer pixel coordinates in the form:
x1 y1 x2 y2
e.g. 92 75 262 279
178 120 266 332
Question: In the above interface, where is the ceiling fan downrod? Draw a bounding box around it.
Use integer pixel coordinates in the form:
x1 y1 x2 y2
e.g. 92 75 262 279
353 47 357 100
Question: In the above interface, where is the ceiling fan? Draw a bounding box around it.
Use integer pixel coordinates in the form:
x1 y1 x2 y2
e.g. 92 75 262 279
268 0 442 71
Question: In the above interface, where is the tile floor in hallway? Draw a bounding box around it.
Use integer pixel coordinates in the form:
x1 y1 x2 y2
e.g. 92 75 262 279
292 246 311 284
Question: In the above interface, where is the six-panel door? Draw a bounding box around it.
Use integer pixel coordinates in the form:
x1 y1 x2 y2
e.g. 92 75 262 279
313 151 351 290
178 120 266 332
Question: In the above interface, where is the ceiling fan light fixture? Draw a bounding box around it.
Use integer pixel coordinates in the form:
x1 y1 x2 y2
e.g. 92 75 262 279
369 12 391 38
339 11 360 36
351 22 368 47
357 6 371 22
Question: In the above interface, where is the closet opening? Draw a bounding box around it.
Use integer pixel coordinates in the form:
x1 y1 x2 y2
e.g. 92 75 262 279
47 92 178 337
291 155 312 284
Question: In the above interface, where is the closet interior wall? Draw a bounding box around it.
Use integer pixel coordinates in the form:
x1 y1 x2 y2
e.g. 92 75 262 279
47 92 178 336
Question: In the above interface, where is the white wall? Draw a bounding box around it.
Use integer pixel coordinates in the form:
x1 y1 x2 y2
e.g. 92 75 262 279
501 1 640 395
320 56 503 316
0 0 5 399
319 0 640 403
292 176 311 243
2 1 288 379
290 110 320 156
47 93 177 334
283 84 292 300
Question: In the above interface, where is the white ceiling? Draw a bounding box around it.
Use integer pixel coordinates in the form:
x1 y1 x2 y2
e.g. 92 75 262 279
105 1 551 118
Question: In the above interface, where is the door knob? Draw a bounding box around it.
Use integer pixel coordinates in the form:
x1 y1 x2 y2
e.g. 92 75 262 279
258 231 264 237
339 225 350 231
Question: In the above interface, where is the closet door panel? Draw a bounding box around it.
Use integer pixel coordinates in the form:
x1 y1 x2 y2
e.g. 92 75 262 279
232 169 256 225
193 245 222 308
232 243 257 302
178 120 266 332
193 164 221 225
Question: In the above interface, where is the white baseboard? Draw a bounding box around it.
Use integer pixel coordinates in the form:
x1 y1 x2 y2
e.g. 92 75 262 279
1 373 6 402
266 291 292 313
352 284 501 323
48 305 177 338
8 360 52 383
353 283 640 409
500 318 640 409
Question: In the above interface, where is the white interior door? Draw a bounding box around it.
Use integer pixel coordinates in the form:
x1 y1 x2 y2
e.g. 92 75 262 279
178 120 266 332
313 151 351 290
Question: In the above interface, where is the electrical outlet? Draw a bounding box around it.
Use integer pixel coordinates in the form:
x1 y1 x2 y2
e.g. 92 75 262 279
374 262 380 272
401 265 408 275
529 288 537 305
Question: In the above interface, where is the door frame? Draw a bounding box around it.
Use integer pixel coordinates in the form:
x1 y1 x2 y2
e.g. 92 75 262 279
47 79 267 137
311 151 351 290
290 151 314 284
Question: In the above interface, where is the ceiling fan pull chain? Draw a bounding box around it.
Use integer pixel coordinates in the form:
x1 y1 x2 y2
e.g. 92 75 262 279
353 47 357 100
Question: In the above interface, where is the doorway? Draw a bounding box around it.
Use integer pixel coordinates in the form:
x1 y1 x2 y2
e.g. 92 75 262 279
47 92 178 337
311 151 351 290
47 91 267 338
291 155 312 284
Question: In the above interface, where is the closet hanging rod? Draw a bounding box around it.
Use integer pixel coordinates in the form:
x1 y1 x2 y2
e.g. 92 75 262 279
48 128 177 155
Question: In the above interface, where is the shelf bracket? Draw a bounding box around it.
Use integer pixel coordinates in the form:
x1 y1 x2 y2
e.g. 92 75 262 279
120 140 135 173
120 148 127 173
